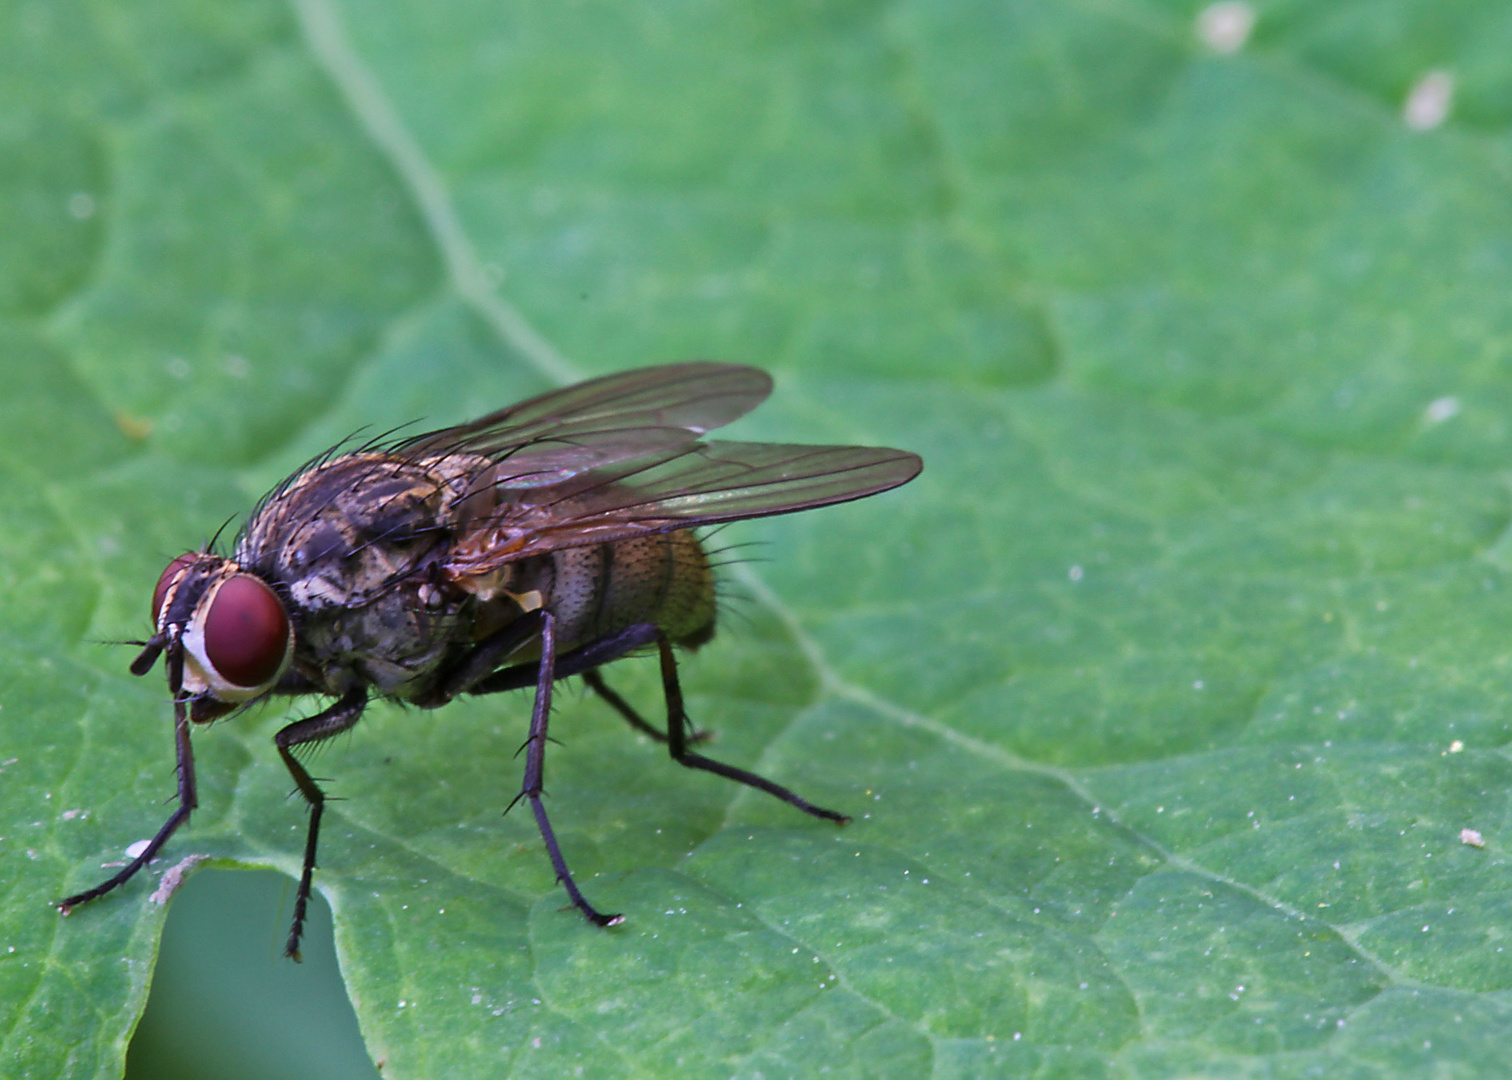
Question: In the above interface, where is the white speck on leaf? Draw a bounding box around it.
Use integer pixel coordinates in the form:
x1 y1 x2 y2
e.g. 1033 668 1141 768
1197 1 1254 53
1405 71 1454 130
1425 396 1460 423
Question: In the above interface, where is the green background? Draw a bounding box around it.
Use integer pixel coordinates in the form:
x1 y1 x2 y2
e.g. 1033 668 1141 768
6 0 1512 1076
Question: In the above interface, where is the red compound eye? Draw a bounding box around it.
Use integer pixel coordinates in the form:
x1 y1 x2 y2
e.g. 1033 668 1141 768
152 554 200 625
201 574 290 688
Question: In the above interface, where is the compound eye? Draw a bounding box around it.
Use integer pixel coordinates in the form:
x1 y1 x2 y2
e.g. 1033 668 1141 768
152 553 200 625
201 574 290 688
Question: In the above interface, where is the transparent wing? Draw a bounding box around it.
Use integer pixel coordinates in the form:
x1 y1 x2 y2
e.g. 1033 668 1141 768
395 362 773 487
446 440 923 573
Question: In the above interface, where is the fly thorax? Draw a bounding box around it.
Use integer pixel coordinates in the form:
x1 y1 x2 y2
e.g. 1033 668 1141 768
243 453 467 613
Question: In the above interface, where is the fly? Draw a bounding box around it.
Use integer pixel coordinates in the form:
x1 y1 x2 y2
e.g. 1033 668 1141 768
59 363 922 958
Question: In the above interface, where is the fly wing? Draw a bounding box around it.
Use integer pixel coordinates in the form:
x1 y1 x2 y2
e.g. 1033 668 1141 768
445 440 923 573
394 362 773 487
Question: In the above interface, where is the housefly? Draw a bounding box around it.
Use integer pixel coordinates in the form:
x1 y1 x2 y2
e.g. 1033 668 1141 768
60 362 922 958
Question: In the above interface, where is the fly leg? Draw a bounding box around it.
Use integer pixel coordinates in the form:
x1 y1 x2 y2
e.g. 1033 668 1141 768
582 669 664 740
60 656 197 913
511 610 623 927
582 669 713 745
467 622 659 696
656 633 849 824
274 688 367 960
465 623 707 740
422 610 546 705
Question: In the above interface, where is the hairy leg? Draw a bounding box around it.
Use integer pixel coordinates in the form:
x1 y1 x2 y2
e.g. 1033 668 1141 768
273 688 367 960
509 610 622 927
656 633 848 824
60 646 198 913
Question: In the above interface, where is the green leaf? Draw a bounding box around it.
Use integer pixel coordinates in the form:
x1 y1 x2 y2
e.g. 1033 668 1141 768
5 0 1512 1077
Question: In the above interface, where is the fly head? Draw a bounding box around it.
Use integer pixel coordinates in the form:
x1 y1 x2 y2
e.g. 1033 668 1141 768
140 552 294 722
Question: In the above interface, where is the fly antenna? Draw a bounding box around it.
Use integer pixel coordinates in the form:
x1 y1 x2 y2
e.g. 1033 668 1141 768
130 633 168 677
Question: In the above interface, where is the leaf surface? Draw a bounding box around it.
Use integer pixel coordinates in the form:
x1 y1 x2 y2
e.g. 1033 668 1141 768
4 0 1512 1077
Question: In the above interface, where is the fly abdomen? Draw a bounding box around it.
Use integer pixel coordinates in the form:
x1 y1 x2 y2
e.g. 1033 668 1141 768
657 531 717 647
548 532 714 650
